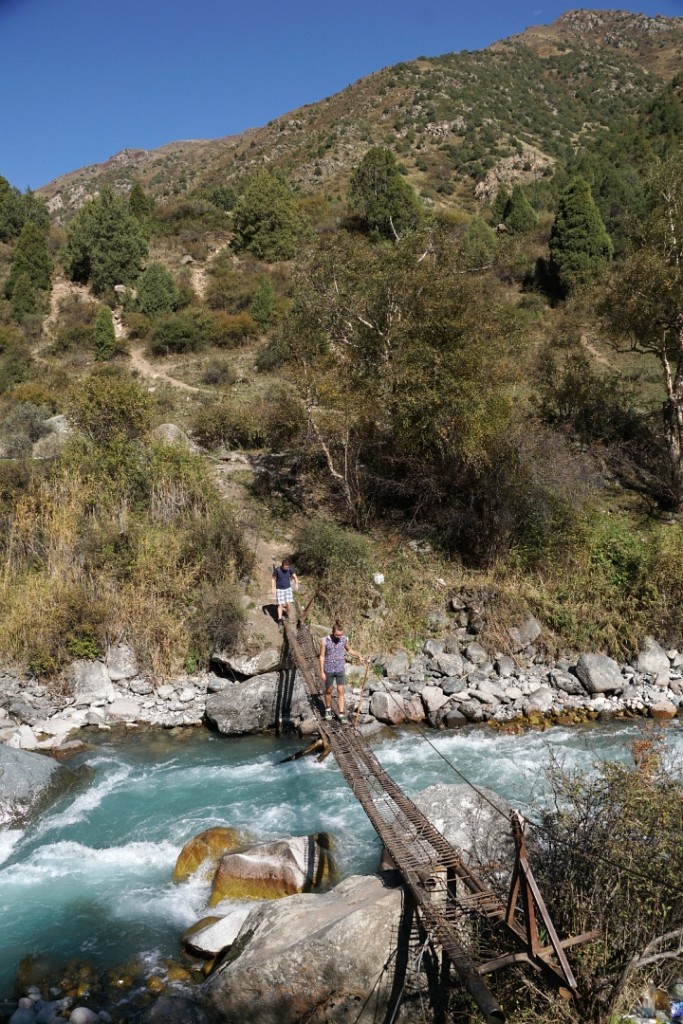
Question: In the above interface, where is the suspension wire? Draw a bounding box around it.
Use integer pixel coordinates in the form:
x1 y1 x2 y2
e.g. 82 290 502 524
365 669 682 891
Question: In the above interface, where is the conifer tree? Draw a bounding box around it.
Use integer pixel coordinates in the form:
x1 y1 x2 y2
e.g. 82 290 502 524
504 185 537 234
129 182 153 221
490 184 511 225
5 222 52 299
460 218 499 270
93 305 116 361
136 262 180 316
65 186 148 295
549 177 613 294
231 170 310 261
250 275 276 329
10 273 37 324
348 147 422 240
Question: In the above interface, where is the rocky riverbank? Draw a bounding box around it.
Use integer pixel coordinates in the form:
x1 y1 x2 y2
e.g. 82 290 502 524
0 614 682 767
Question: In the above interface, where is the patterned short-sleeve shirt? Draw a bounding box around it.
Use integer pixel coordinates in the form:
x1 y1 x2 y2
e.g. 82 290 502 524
323 635 348 674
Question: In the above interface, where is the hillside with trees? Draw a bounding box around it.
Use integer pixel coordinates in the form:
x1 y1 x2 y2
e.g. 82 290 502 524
0 8 682 679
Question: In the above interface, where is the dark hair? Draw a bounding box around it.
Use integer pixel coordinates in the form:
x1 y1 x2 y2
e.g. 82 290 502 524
333 619 343 631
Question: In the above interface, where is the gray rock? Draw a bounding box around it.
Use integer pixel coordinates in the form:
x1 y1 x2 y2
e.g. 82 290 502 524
128 678 154 696
369 690 406 725
426 610 449 631
106 698 142 723
550 669 585 696
184 906 254 957
70 1009 99 1024
383 651 410 677
495 655 516 678
433 652 464 677
419 686 450 714
508 616 542 653
179 686 198 702
464 643 489 666
69 660 116 706
156 683 175 699
205 672 309 735
575 654 624 694
634 637 670 687
523 687 554 714
459 700 485 723
412 783 513 878
403 695 426 723
441 676 466 696
32 431 69 459
466 670 490 688
150 423 199 452
0 745 74 828
422 639 443 658
140 996 211 1024
201 875 403 1024
477 679 507 702
214 649 282 678
444 708 468 728
106 643 138 681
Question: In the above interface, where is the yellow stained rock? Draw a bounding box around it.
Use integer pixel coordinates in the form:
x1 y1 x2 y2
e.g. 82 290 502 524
209 834 333 906
173 826 249 882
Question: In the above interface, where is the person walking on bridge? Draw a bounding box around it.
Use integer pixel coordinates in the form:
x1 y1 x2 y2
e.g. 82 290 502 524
320 620 365 724
272 558 299 624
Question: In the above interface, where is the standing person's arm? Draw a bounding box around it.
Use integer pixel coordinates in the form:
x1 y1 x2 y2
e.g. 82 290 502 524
344 641 366 664
271 569 277 596
319 640 327 681
292 571 299 590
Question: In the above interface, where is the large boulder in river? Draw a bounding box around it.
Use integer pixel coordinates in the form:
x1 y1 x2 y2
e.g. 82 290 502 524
212 649 281 678
183 907 254 957
0 745 74 827
209 834 333 905
201 874 404 1024
204 672 309 735
411 783 514 885
68 659 116 706
633 637 670 685
174 827 251 882
575 653 623 694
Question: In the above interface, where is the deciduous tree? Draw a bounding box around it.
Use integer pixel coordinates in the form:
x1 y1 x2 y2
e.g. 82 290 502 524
600 156 683 505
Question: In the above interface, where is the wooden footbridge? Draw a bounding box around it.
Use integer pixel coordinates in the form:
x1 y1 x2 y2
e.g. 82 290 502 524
282 612 597 1024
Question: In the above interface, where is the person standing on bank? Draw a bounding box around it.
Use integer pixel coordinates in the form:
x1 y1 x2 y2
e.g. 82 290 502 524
319 620 365 724
272 559 299 624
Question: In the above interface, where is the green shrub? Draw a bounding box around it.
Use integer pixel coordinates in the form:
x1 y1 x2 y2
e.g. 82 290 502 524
136 262 181 317
210 311 258 347
149 309 214 355
191 386 304 450
191 400 267 449
0 332 32 393
68 368 152 445
201 357 235 387
294 517 373 621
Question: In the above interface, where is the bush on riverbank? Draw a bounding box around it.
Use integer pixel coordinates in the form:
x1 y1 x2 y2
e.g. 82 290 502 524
520 733 683 1024
0 369 252 677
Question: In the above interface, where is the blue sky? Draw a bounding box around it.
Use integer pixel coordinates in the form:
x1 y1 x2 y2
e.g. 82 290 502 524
1 0 682 190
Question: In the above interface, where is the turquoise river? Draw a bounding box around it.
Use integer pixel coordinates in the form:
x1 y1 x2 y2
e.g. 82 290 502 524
1 721 682 1000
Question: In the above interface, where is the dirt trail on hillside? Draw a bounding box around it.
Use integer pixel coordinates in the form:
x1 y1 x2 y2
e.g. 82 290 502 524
212 458 298 650
580 333 610 367
128 344 204 393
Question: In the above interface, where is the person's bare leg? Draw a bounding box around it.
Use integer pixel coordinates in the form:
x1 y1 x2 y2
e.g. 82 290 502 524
337 683 345 715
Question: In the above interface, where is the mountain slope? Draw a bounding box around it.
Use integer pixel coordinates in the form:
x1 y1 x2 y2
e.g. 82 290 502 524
38 8 683 221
